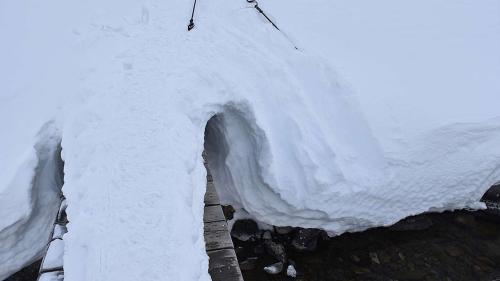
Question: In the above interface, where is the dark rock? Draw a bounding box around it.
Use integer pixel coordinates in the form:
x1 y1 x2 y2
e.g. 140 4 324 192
231 219 259 242
350 255 361 263
261 230 272 240
275 226 294 235
481 184 500 202
222 205 235 221
369 252 380 264
239 257 258 271
291 228 322 251
264 240 287 263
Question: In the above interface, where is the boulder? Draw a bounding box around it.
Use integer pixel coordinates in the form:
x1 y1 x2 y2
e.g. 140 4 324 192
231 219 259 241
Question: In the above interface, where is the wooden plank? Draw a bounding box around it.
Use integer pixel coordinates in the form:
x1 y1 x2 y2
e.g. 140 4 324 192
206 174 213 182
204 205 225 223
203 164 243 281
204 221 234 251
207 249 244 281
204 182 220 206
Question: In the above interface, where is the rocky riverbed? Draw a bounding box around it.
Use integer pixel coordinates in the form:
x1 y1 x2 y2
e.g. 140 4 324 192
232 210 500 281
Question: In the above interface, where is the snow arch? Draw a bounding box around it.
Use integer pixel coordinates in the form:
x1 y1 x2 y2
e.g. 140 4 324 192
203 104 272 211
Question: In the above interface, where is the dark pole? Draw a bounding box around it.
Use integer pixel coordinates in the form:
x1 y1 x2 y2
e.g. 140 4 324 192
188 0 197 31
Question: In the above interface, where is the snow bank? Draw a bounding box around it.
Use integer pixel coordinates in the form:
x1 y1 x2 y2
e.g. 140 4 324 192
1 0 499 280
0 123 63 280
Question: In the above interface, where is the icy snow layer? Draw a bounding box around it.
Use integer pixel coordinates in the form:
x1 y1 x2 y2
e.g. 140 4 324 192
1 0 500 280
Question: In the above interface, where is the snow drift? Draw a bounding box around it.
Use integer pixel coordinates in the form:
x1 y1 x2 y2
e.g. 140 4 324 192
0 123 63 280
1 0 499 280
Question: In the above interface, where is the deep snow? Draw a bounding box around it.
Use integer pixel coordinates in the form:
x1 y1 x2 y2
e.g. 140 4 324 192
1 0 500 280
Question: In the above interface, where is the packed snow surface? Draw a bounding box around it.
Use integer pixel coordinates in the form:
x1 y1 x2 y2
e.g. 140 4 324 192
1 0 500 280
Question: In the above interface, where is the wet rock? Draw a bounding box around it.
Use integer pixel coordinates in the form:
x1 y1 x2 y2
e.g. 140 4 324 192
264 240 287 263
286 264 297 278
390 215 433 231
261 230 272 240
350 254 361 263
481 184 500 202
222 205 235 220
263 262 283 275
369 252 380 264
275 226 294 235
239 257 258 271
291 228 322 251
231 219 259 241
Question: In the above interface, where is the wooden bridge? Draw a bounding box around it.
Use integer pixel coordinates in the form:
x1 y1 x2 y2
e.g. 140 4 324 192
204 162 244 281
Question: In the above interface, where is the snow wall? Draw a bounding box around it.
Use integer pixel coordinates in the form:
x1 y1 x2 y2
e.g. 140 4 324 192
0 123 63 279
1 0 500 280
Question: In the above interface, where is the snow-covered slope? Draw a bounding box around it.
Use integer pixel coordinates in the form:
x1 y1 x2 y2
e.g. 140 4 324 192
1 0 499 280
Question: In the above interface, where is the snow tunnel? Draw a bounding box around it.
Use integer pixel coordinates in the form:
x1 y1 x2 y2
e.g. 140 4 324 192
203 104 269 209
203 113 233 202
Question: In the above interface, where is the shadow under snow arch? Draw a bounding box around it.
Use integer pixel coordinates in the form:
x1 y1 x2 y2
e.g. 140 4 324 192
203 104 312 227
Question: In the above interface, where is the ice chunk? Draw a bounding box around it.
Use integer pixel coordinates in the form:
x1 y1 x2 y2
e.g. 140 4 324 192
263 262 283 274
287 264 297 278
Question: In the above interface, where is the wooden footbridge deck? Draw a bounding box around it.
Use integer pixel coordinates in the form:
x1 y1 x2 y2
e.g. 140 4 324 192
204 164 244 281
